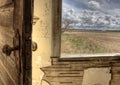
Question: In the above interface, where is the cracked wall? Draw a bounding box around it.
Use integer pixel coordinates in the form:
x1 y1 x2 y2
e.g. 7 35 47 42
32 0 120 85
32 0 52 85
82 68 111 85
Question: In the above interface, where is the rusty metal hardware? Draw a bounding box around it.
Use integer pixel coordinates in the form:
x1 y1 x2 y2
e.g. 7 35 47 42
2 28 20 56
2 44 19 56
32 41 37 51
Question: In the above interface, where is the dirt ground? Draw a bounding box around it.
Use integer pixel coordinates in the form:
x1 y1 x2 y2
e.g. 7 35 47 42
61 31 120 54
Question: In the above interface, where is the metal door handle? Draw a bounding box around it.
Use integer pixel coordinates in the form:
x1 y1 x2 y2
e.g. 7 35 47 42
2 44 19 56
32 41 37 51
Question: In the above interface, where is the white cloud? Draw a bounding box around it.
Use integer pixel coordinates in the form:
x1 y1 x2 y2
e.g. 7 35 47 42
88 1 101 9
108 9 120 15
62 5 120 28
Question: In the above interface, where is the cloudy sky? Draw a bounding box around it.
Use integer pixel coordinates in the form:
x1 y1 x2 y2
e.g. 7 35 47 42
62 0 120 30
62 0 120 15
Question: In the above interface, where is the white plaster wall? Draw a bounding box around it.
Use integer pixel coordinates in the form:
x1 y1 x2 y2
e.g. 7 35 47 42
82 68 111 85
32 0 52 85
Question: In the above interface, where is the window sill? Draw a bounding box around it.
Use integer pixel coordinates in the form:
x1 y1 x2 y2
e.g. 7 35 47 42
59 53 120 62
61 53 120 58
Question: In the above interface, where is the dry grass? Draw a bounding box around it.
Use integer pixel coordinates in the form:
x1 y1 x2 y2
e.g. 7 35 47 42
61 31 120 54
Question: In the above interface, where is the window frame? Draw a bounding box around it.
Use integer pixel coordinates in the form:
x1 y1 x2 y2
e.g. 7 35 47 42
51 0 120 61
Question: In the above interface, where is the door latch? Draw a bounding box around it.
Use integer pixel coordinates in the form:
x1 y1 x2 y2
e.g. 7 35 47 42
2 29 20 56
2 44 19 56
32 41 37 51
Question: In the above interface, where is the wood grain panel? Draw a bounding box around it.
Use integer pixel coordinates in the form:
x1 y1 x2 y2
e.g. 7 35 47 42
0 2 19 85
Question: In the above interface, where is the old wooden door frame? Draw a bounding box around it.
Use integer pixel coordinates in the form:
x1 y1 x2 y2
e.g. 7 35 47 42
14 0 33 85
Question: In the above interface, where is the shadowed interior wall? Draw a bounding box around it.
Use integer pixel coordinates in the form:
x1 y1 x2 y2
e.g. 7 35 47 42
32 0 52 85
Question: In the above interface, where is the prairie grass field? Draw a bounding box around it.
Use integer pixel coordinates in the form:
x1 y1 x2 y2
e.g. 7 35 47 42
61 30 120 54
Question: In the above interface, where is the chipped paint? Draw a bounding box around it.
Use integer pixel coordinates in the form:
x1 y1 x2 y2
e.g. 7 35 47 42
82 68 111 85
32 0 52 85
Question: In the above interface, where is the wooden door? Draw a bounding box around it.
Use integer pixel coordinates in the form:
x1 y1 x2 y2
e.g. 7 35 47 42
0 0 33 85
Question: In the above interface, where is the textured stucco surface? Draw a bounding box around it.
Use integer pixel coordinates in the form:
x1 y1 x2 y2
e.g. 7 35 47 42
32 1 113 85
82 68 111 85
32 0 52 85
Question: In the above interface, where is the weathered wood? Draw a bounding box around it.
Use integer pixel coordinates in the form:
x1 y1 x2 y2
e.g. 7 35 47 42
21 0 33 85
14 0 33 85
52 0 62 57
41 56 120 85
0 78 4 85
0 0 33 85
0 1 19 85
0 60 16 85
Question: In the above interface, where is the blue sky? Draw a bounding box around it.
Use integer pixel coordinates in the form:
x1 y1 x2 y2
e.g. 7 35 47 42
62 0 120 15
62 0 120 30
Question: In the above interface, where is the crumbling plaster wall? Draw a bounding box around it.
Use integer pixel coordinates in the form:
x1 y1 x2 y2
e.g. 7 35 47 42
32 0 52 85
82 68 111 85
32 0 120 85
